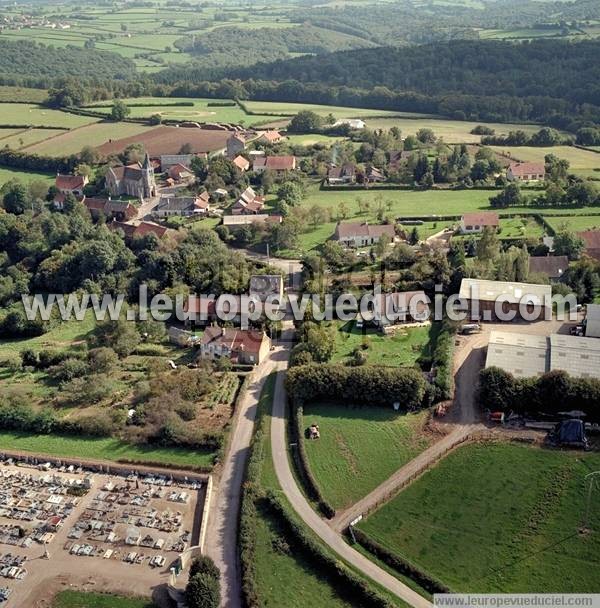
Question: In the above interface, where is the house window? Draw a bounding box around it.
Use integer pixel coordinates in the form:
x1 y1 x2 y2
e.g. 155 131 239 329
466 225 473 231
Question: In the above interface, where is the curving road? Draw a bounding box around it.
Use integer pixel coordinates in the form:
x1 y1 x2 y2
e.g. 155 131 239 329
270 324 432 608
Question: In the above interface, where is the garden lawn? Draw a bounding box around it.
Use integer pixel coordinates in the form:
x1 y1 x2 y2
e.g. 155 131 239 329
0 103 97 128
498 216 544 239
398 220 455 239
358 443 600 592
52 590 155 608
332 321 434 367
0 166 54 187
0 430 215 469
303 403 432 510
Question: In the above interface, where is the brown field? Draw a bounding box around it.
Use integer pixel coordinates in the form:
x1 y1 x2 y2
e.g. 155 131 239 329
95 125 236 157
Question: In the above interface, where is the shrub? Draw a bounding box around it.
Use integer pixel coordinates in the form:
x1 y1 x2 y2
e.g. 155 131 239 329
48 358 89 383
185 572 221 608
189 556 221 581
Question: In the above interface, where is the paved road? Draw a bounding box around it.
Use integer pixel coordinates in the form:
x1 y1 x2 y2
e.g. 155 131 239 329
204 359 275 608
270 324 432 608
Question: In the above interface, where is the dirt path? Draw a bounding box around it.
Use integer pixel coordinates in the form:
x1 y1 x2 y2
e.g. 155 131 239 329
203 359 275 608
270 322 431 608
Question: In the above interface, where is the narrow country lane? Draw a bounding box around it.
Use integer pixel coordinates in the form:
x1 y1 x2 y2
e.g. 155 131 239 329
270 324 432 608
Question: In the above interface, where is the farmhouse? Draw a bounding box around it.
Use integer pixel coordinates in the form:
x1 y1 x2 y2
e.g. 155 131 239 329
258 130 283 144
55 173 87 196
458 278 552 321
507 161 545 182
528 255 569 280
84 198 137 221
486 330 600 379
249 275 284 302
584 304 600 338
231 187 265 215
106 153 156 200
252 155 297 174
199 327 271 365
334 222 396 248
232 155 250 172
577 230 600 262
460 212 499 234
333 119 366 130
167 163 194 184
327 163 356 185
153 195 208 218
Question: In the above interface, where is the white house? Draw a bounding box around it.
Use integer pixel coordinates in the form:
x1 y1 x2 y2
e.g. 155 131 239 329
460 212 499 234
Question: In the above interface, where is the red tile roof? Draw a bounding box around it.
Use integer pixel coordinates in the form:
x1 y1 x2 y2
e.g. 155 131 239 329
259 130 283 143
232 155 250 171
55 174 86 191
110 221 167 239
528 255 569 279
253 155 296 171
508 162 545 177
201 326 267 356
462 212 499 227
168 163 193 180
578 230 600 261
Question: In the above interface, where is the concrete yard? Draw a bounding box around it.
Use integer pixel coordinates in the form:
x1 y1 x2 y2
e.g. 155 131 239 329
0 459 205 608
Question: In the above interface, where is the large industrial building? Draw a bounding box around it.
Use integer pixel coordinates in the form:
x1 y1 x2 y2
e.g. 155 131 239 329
485 330 600 380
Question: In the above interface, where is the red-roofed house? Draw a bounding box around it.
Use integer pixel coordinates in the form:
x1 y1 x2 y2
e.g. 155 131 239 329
168 163 195 184
258 130 284 145
199 327 271 365
334 222 396 247
110 221 167 240
232 155 250 172
460 212 499 234
252 156 296 174
85 198 137 221
231 187 265 215
55 173 88 195
578 230 600 262
507 162 545 182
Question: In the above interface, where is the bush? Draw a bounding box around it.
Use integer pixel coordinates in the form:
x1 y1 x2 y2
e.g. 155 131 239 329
48 358 89 383
189 556 221 581
185 572 220 608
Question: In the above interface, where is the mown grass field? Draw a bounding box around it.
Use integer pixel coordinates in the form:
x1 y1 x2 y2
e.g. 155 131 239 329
0 86 47 102
498 216 545 239
489 145 600 179
0 103 97 128
1 128 67 150
52 590 155 608
543 215 600 233
358 443 600 592
0 430 215 469
303 404 432 510
27 122 155 156
244 100 420 119
332 321 434 367
85 97 286 125
357 117 546 143
0 166 54 187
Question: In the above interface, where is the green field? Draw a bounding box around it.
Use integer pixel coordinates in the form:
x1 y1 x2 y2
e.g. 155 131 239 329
0 86 47 103
358 443 600 592
27 122 156 156
355 117 546 143
52 590 155 608
0 166 54 187
398 220 455 239
0 429 215 469
1 128 67 150
303 404 432 510
498 216 545 239
85 97 286 126
332 321 434 367
244 100 418 119
490 145 600 178
543 215 600 233
0 103 97 128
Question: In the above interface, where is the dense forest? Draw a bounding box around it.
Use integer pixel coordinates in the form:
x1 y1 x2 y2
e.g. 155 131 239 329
174 24 374 68
0 39 137 83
